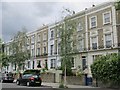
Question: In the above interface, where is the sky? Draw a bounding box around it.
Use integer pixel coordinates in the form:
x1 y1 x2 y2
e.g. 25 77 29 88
1 0 114 42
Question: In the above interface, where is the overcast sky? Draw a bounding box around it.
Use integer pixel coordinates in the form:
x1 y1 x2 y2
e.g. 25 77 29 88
1 0 114 42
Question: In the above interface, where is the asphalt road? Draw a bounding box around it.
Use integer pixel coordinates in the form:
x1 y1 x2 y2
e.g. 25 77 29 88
1 82 53 90
1 82 117 90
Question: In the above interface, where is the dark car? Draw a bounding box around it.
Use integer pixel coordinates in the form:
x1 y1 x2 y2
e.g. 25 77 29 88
16 69 42 86
2 72 14 83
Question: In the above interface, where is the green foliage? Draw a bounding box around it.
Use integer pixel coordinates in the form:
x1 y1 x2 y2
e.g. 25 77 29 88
91 53 120 87
0 53 9 67
9 30 30 71
115 0 120 10
56 9 77 76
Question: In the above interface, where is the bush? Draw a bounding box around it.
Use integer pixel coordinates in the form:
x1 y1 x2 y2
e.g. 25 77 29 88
91 53 120 88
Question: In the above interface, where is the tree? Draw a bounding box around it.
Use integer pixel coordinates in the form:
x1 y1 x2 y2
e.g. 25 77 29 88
91 53 120 88
9 29 30 73
0 39 9 68
56 9 77 76
115 0 120 10
55 9 77 87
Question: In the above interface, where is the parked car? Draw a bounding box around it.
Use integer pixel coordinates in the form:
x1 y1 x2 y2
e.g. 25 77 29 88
16 69 42 86
2 72 14 83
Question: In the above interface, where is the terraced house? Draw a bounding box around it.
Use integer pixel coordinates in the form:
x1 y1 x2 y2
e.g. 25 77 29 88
3 2 120 79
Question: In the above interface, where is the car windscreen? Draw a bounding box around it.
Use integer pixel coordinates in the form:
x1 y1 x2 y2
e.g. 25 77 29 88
23 70 40 75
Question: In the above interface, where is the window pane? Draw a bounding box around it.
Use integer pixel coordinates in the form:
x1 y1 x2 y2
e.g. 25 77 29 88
104 12 110 24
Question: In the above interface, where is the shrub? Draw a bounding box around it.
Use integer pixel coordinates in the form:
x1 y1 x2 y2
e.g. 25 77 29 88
91 53 120 88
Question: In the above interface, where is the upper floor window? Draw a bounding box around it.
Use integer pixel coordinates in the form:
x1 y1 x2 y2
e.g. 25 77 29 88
37 34 40 42
31 35 35 44
79 39 84 51
27 38 30 44
43 32 47 41
37 48 40 55
50 30 54 39
31 49 34 56
103 11 111 25
90 16 97 28
50 45 53 55
43 47 46 54
77 23 83 31
91 36 97 50
105 34 112 48
58 43 60 54
57 29 60 38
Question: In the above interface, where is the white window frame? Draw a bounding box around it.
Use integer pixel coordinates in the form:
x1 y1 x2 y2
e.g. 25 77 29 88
31 35 35 44
43 32 47 41
104 33 112 48
37 48 40 55
37 34 40 42
79 39 84 51
90 36 98 50
89 16 97 29
77 23 83 31
103 11 111 25
50 30 54 39
50 59 56 69
50 45 54 55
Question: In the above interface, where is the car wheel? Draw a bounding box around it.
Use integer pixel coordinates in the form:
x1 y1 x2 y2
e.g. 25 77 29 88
26 82 30 86
2 80 5 83
16 80 20 85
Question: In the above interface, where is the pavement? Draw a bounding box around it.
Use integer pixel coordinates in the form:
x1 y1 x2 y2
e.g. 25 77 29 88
41 82 99 88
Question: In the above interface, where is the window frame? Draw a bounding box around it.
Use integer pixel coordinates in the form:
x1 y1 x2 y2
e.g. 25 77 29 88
89 16 97 29
103 11 111 25
105 33 112 48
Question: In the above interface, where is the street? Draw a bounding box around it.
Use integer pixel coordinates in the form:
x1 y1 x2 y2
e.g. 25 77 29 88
1 82 53 90
1 82 117 90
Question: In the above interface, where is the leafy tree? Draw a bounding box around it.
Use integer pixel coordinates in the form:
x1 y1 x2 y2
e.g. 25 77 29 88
91 53 120 88
9 30 30 72
115 0 120 10
0 39 9 68
56 9 77 76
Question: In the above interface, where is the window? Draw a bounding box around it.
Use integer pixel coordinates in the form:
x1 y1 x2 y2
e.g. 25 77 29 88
43 47 46 54
28 61 30 68
90 16 97 28
105 34 112 48
37 48 40 55
91 37 97 49
57 29 60 37
27 38 30 44
32 61 34 69
50 45 53 55
51 59 56 69
43 32 47 41
31 49 34 56
37 34 40 42
71 57 75 68
31 35 35 43
79 39 84 51
58 43 60 54
50 30 54 39
82 56 86 70
77 23 83 31
103 11 111 25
